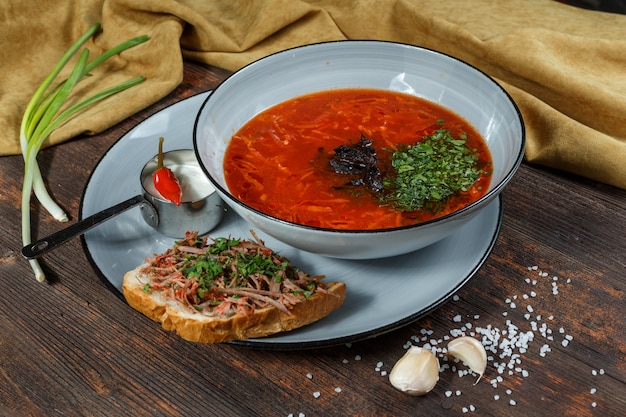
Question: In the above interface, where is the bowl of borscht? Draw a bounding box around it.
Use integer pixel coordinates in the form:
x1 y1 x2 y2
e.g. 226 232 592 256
193 41 525 259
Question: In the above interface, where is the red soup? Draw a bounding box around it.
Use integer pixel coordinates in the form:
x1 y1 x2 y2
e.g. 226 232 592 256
224 88 492 230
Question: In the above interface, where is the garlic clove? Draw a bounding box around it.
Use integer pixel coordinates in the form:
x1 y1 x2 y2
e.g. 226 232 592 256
447 336 487 383
389 346 440 396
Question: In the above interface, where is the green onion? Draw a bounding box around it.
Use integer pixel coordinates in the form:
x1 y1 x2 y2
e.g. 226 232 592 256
21 23 149 281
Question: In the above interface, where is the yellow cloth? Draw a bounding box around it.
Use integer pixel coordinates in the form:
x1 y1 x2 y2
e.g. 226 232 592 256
1 0 625 188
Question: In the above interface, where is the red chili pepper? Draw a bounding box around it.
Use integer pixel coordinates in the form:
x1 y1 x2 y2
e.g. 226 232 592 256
152 137 182 205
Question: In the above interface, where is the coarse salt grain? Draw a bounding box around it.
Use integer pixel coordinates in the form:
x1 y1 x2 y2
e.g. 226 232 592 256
590 388 596 394
450 328 464 337
306 373 313 379
312 391 320 399
384 265 574 411
335 387 342 393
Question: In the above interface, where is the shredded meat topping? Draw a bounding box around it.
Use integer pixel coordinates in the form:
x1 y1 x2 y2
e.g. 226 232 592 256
138 231 327 317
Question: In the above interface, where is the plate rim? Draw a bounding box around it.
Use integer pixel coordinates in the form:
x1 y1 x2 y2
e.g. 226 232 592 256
235 197 501 349
79 90 503 350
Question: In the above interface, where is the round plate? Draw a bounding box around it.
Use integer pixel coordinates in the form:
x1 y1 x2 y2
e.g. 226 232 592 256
80 91 503 350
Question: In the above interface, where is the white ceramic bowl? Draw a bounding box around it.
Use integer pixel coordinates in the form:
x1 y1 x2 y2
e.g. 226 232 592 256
194 41 524 259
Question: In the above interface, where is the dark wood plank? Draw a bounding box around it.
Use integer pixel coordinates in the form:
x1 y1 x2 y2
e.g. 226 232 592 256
0 60 624 417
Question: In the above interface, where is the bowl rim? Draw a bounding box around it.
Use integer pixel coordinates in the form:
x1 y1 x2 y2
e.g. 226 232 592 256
193 39 525 234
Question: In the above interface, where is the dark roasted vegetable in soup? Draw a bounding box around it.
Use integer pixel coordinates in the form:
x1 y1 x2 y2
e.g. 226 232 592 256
224 88 492 230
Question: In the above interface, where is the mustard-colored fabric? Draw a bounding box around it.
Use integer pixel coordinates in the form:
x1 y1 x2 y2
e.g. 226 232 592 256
1 0 624 188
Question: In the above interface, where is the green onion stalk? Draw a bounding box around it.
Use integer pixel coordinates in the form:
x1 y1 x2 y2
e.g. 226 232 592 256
20 23 149 281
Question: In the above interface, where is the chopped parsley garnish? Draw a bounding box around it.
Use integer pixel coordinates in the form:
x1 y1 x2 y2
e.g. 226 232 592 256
142 232 324 315
380 128 482 212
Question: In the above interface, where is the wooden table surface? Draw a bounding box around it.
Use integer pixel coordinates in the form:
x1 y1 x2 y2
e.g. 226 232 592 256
1 61 624 417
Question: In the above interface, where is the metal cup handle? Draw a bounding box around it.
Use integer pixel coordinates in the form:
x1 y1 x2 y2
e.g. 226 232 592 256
21 194 158 260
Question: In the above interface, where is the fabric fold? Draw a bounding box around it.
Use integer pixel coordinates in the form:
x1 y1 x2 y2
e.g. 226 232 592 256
1 0 624 188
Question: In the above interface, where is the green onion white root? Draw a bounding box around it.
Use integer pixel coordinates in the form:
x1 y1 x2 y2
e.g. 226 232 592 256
20 23 148 281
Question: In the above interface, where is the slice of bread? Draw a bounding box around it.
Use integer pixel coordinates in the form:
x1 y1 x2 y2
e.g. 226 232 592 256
121 233 346 343
123 267 346 343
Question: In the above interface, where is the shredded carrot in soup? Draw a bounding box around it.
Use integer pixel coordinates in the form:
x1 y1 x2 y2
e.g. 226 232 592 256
224 88 492 230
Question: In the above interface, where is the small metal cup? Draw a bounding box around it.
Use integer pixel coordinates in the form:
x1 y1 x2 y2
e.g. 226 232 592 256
140 149 225 237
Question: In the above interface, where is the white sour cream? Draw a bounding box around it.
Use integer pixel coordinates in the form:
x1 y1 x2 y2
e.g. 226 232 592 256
143 163 215 203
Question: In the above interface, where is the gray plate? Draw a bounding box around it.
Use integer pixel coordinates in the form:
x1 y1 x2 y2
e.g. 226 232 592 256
80 91 503 350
